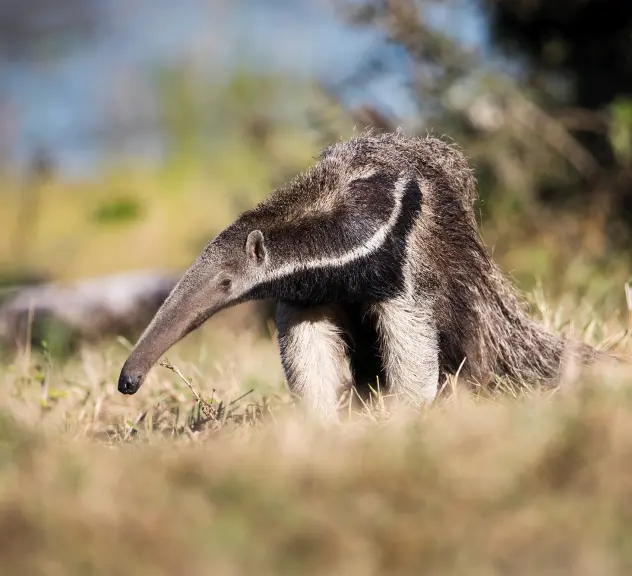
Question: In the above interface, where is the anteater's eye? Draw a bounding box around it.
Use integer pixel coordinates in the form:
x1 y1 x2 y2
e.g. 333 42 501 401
220 278 232 289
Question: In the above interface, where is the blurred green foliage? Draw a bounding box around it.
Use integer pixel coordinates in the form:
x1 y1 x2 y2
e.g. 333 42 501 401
91 196 144 225
609 98 632 166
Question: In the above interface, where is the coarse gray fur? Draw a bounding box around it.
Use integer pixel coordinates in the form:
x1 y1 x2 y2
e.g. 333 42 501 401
118 129 605 420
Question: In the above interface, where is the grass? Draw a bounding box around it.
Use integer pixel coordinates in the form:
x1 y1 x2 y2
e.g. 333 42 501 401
0 286 630 575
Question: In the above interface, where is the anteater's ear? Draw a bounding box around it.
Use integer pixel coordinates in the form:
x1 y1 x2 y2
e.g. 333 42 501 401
246 230 267 265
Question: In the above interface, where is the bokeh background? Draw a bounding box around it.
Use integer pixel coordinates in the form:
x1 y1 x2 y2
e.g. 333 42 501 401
1 0 632 351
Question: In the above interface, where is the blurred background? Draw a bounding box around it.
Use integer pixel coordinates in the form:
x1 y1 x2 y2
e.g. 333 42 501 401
0 0 631 353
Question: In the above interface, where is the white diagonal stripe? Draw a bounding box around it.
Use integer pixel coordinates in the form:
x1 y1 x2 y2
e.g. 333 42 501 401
256 174 410 285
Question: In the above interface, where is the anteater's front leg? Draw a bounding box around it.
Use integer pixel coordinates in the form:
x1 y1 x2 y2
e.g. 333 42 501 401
372 295 440 408
275 301 353 421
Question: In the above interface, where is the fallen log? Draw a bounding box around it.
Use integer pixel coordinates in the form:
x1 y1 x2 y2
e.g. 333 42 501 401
0 270 277 354
0 270 179 352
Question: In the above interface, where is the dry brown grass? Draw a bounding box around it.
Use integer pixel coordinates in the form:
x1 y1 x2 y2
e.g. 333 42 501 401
0 290 630 575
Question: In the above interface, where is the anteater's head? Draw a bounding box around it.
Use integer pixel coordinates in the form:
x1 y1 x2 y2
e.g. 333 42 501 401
118 228 269 394
117 136 381 396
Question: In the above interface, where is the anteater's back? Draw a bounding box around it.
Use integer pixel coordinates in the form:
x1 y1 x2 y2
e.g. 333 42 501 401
251 129 603 388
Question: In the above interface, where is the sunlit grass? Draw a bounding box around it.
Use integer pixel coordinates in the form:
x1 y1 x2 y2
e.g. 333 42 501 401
0 301 630 574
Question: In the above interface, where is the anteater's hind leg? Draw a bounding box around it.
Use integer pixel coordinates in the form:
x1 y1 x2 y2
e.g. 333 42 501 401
371 295 440 408
275 301 353 421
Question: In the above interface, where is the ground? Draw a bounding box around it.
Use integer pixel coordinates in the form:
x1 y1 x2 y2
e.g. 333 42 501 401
0 290 630 575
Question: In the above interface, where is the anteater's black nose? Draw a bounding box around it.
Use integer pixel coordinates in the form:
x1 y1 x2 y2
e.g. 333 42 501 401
118 371 142 395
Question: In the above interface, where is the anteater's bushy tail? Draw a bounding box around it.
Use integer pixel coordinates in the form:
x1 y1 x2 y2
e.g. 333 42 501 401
414 132 612 389
474 259 611 389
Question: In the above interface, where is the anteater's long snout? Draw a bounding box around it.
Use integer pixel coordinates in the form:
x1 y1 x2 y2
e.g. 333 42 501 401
116 250 226 396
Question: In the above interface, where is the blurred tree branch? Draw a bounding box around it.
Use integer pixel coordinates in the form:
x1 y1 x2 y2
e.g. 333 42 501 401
336 0 478 121
325 0 632 249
